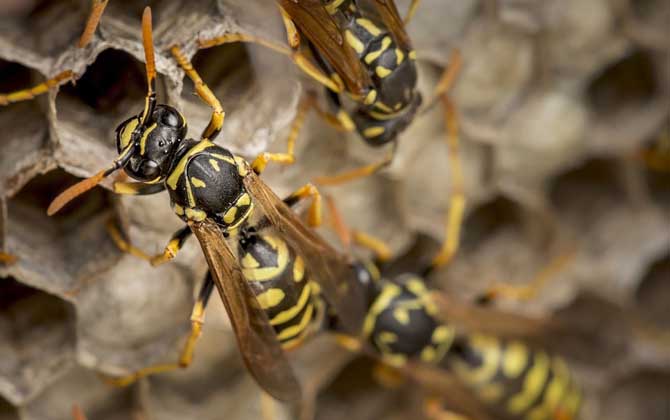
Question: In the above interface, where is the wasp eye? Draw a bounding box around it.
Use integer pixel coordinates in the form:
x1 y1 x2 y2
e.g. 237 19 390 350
158 140 165 147
161 110 180 127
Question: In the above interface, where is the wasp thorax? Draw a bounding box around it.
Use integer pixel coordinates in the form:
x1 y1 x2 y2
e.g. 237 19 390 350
115 105 187 181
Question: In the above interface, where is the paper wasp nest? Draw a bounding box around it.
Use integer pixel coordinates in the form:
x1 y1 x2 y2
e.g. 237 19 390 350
0 0 668 419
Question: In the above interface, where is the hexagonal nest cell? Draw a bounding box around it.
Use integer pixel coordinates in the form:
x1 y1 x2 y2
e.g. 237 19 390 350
0 1 669 419
5 169 121 295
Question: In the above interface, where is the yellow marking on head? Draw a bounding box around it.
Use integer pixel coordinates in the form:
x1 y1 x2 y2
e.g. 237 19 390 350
324 0 346 14
209 159 220 172
393 308 410 325
256 288 285 310
270 283 312 326
363 126 385 138
241 252 260 269
113 182 141 195
277 303 314 341
173 203 184 215
507 352 550 415
395 48 405 65
503 341 529 379
376 66 392 78
119 118 139 149
210 153 236 165
433 325 453 343
409 50 417 60
191 177 206 188
242 236 289 281
363 283 401 337
185 208 206 222
454 334 501 385
139 123 157 155
237 193 251 206
364 89 377 105
167 140 215 189
356 18 382 36
223 206 237 224
293 256 305 282
345 30 365 54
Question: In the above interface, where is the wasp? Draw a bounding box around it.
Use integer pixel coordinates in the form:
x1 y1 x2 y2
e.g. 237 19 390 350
47 7 368 403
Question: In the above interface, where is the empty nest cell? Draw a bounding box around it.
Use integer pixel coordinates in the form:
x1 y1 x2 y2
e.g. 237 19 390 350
5 169 121 295
0 277 76 406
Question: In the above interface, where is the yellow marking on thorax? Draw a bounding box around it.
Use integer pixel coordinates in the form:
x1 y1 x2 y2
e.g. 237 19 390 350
337 110 356 131
507 352 550 415
184 208 206 222
223 206 237 224
382 353 406 368
173 203 185 216
365 36 392 64
234 156 249 176
237 193 251 206
139 123 157 155
293 256 305 282
374 101 394 113
409 50 417 60
242 236 289 281
376 66 392 78
455 334 502 385
119 118 139 149
356 18 382 36
191 177 206 188
503 341 529 379
167 140 215 189
543 357 569 411
277 303 314 341
345 30 365 54
363 283 401 337
210 153 236 165
393 308 410 325
256 288 285 310
270 283 312 326
209 159 220 172
424 325 455 364
363 126 385 138
395 48 405 65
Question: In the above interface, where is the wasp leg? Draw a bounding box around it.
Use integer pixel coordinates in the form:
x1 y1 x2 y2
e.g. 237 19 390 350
170 46 224 142
426 53 465 272
105 273 215 387
197 15 344 94
313 140 397 186
404 0 422 25
106 221 192 267
113 181 165 195
78 0 109 47
279 184 323 228
0 70 74 106
0 252 17 265
372 362 406 389
478 249 576 304
71 404 87 420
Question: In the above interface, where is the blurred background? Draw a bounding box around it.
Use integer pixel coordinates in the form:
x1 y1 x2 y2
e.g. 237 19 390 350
0 0 668 419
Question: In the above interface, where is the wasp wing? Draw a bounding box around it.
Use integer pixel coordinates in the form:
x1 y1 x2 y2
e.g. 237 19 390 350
277 0 373 97
190 219 302 402
369 0 412 51
243 171 367 337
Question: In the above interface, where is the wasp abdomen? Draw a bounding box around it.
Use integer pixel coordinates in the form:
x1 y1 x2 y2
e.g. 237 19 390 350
238 232 324 349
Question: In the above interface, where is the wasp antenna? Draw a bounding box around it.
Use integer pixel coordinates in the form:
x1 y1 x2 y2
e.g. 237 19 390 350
47 169 107 216
71 403 87 420
139 6 157 126
78 0 109 48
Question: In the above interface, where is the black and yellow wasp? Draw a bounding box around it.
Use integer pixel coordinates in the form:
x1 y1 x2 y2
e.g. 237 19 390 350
47 7 368 403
